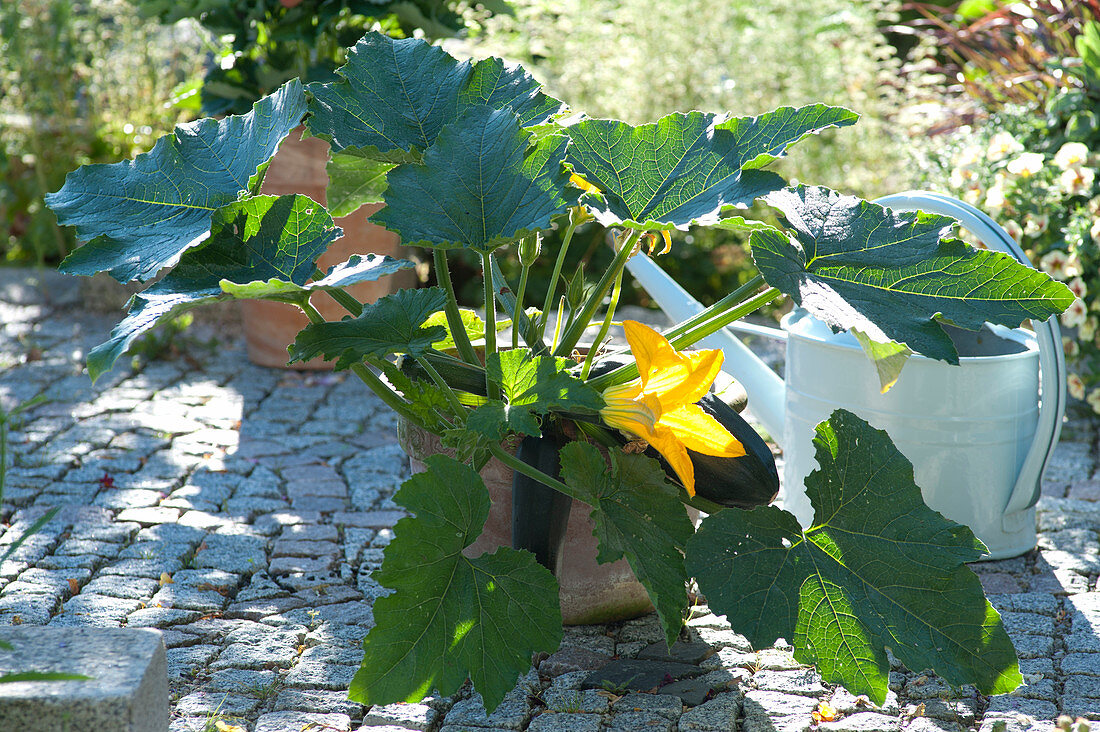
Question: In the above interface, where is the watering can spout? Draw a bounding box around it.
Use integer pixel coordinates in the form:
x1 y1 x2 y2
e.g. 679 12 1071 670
624 253 788 441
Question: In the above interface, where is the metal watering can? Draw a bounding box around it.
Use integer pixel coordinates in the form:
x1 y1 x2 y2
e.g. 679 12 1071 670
626 191 1066 559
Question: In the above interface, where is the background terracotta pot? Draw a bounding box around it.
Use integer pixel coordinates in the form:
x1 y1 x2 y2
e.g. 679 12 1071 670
242 127 417 369
398 420 665 625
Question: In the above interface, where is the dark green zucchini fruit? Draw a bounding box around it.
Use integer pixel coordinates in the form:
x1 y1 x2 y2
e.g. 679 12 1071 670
511 434 573 576
398 352 487 395
688 393 779 508
608 392 778 509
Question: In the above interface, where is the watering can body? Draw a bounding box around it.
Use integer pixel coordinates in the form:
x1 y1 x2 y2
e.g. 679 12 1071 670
625 191 1065 559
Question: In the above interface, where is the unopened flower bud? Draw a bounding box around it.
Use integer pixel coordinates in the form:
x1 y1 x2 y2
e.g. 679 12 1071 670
518 233 541 267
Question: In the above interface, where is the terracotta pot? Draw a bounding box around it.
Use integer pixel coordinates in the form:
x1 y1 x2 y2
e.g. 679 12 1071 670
398 420 675 625
241 127 417 369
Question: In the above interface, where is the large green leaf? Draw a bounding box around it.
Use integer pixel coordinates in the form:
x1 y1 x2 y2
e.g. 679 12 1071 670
349 454 561 711
716 104 858 169
467 349 605 439
686 410 1022 704
563 104 855 231
423 309 488 350
851 330 913 394
306 32 563 161
220 253 414 303
289 287 447 369
325 150 395 217
48 81 307 283
86 195 339 380
560 442 693 648
372 106 579 253
751 185 1076 363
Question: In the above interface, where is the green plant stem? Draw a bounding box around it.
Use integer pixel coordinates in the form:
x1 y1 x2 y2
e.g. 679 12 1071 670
586 285 781 391
481 253 501 400
551 295 567 353
579 266 624 380
434 249 479 364
555 229 643 358
298 300 428 429
491 256 546 354
538 211 581 342
672 287 781 350
662 275 765 344
414 355 467 418
513 263 530 351
314 267 363 317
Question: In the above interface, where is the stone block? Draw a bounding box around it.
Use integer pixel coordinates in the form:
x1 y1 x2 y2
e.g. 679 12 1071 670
361 701 440 730
0 627 167 731
678 692 741 730
528 712 602 732
257 711 354 732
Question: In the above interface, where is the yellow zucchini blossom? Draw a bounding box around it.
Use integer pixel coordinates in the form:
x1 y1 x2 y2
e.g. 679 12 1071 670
599 321 745 495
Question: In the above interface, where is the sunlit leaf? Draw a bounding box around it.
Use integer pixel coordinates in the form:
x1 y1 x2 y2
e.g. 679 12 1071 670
0 672 91 683
289 287 447 368
564 105 855 231
424 309 486 350
372 106 578 253
49 80 307 282
716 104 858 169
851 330 913 394
220 253 414 303
306 33 563 161
688 409 1022 704
466 349 604 439
325 149 395 217
751 185 1075 363
85 195 339 380
349 455 561 711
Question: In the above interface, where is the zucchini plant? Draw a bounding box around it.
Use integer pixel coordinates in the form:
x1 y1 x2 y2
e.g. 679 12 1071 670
47 31 1074 711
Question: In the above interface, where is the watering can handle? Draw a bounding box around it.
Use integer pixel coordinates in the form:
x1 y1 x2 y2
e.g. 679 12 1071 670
875 191 1065 519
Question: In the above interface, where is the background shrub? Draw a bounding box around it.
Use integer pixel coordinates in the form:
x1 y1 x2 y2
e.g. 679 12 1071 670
456 0 927 309
0 0 205 266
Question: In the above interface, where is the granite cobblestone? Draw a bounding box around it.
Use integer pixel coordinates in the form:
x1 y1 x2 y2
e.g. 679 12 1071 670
2 272 1099 730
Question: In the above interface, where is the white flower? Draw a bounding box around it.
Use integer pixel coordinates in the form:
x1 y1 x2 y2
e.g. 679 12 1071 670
1023 214 1049 237
1081 317 1098 342
962 187 983 206
1091 218 1100 246
1069 277 1088 298
1054 142 1090 170
950 167 979 189
954 145 984 168
1062 297 1088 327
987 131 1023 162
1002 219 1023 243
1064 336 1081 359
1089 196 1100 216
1087 387 1100 415
1007 152 1044 177
1060 166 1095 196
984 183 1007 212
1065 255 1083 278
1039 249 1069 278
1069 373 1086 400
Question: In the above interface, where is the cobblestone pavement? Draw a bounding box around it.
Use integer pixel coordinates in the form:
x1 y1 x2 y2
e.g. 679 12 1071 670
0 268 1097 732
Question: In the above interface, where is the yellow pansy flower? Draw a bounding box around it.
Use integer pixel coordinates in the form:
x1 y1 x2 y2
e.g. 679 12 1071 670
599 321 745 495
